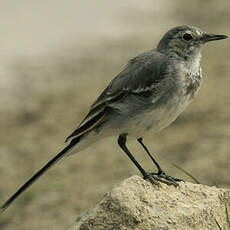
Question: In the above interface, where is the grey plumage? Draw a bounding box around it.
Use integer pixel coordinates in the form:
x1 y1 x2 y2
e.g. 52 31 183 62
1 25 228 211
66 51 169 141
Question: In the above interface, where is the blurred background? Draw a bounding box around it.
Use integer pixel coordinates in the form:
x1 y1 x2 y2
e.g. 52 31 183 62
0 1 229 229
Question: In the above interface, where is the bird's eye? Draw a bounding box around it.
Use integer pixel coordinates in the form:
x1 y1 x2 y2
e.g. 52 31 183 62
183 33 193 41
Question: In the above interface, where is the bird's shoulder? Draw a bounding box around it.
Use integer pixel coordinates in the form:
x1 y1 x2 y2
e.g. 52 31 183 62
91 50 169 109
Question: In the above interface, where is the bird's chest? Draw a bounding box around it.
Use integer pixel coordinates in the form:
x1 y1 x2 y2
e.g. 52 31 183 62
180 62 203 101
167 61 202 119
138 64 203 135
127 59 203 138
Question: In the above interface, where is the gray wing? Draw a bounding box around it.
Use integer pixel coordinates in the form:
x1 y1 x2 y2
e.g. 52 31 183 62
65 50 169 142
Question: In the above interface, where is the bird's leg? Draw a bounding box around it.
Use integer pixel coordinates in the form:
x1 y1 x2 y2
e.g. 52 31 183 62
137 137 163 173
137 137 183 187
118 134 164 186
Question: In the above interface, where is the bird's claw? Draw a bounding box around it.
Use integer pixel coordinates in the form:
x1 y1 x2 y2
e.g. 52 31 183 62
143 173 161 186
151 171 184 187
143 171 183 187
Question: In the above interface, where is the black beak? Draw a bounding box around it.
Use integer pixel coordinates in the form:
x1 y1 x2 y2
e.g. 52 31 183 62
202 33 228 43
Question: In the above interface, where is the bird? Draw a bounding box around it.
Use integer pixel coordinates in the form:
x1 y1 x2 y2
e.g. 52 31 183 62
1 25 228 211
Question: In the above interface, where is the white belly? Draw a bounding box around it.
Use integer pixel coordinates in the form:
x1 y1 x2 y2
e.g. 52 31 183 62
124 93 193 138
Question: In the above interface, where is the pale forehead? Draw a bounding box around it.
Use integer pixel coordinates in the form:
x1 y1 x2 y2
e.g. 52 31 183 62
185 26 204 36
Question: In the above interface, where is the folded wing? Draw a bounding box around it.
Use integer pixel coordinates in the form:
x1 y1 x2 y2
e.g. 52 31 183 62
65 51 168 142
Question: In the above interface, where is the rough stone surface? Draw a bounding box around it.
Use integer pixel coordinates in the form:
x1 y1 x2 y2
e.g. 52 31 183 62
69 176 230 230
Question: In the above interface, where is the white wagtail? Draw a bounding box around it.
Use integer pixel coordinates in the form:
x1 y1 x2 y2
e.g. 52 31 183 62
1 25 228 211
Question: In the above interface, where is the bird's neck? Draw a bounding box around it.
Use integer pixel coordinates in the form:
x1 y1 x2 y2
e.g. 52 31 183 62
168 48 201 60
184 52 201 73
166 49 202 73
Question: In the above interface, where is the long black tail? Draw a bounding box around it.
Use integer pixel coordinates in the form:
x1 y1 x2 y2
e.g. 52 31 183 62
1 137 81 212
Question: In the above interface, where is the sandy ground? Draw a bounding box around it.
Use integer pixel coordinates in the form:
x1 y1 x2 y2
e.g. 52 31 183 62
0 1 230 230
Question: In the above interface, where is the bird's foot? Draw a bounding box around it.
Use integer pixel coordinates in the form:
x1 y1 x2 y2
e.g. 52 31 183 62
143 172 161 186
143 171 181 187
143 170 183 187
150 170 184 187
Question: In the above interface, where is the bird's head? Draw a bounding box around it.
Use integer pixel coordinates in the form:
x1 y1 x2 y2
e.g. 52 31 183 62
157 25 228 59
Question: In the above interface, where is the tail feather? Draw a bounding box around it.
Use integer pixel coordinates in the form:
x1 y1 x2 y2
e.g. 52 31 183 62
1 136 81 212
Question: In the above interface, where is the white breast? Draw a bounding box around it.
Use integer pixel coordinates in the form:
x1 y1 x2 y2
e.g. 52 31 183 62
127 58 202 138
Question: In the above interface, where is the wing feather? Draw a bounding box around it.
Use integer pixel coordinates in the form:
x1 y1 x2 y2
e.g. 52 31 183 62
66 50 168 142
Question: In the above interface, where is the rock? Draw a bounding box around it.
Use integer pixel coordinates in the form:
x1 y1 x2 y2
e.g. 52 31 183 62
69 175 230 230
